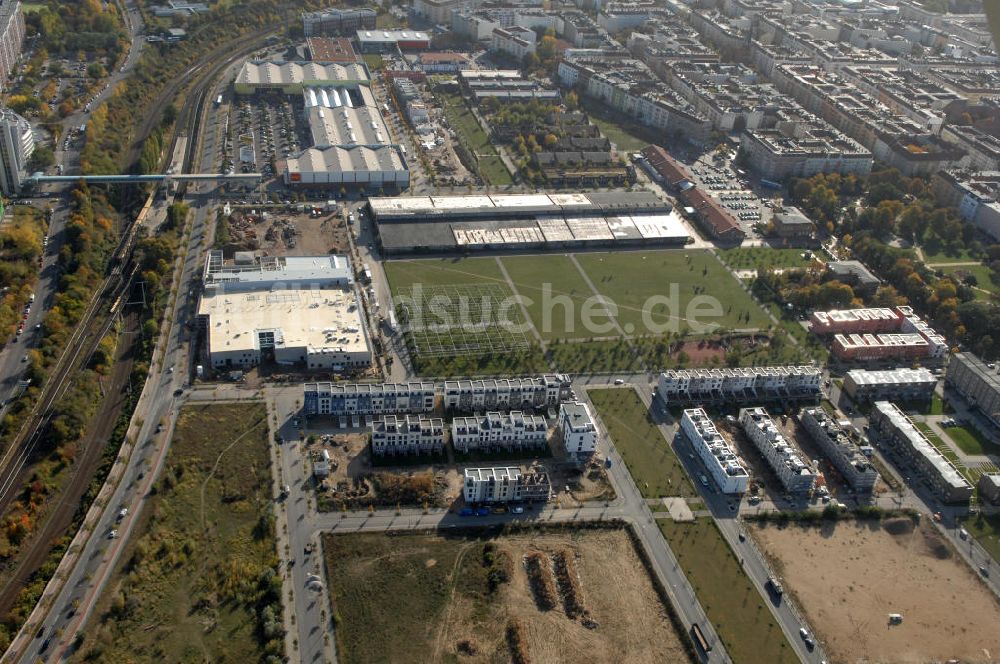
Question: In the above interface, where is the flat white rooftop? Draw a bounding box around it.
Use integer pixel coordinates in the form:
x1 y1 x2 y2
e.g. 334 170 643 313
199 287 368 358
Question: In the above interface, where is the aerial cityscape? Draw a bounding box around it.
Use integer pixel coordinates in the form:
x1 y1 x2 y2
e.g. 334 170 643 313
0 0 999 662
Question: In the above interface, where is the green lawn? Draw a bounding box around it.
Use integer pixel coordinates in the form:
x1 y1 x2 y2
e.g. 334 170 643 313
588 388 696 498
921 243 980 264
719 248 815 271
576 250 772 335
962 513 1000 567
501 254 608 340
385 257 507 291
437 91 513 186
362 54 383 72
938 264 998 300
587 114 650 153
913 421 962 463
80 404 280 662
939 424 1000 456
660 519 798 664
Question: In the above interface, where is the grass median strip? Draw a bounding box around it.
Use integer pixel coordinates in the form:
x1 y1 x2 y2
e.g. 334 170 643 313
588 388 696 498
660 518 798 664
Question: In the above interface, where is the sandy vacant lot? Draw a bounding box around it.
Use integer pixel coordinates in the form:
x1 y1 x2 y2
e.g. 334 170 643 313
325 528 688 664
752 518 1000 663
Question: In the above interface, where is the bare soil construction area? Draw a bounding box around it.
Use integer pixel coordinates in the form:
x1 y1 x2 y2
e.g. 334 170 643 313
323 527 689 664
752 517 1000 663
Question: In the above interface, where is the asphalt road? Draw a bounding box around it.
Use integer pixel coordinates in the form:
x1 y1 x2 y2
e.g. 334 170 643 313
15 181 211 663
0 1 144 425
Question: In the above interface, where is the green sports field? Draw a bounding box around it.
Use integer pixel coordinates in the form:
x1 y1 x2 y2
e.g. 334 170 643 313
385 250 776 374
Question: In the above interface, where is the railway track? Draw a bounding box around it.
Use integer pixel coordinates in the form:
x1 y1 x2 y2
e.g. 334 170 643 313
0 17 291 648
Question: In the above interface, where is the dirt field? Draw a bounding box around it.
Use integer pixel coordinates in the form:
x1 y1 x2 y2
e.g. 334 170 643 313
221 208 348 257
752 517 1000 663
324 527 690 664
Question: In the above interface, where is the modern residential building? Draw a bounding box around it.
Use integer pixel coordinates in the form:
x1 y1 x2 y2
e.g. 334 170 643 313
810 307 901 335
196 253 371 371
302 381 436 418
740 407 816 494
869 401 973 504
800 408 879 493
980 472 1000 505
558 401 598 459
946 352 1000 432
681 408 750 494
451 411 548 454
0 0 24 89
812 306 947 361
657 366 822 405
0 106 32 195
302 7 376 37
443 375 571 412
832 332 944 362
843 368 938 403
370 414 445 456
463 466 551 504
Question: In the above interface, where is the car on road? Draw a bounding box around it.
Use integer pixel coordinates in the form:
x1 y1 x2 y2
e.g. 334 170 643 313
107 529 118 539
613 379 624 385
799 628 810 641
804 637 815 650
699 474 709 487
511 505 525 514
459 507 474 516
304 543 314 556
981 566 990 577
476 507 490 516
117 508 128 521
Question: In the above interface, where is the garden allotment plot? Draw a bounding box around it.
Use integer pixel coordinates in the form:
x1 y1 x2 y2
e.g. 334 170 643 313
399 282 532 357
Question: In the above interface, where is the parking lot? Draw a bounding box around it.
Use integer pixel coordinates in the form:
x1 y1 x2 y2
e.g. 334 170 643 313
228 95 307 180
688 149 777 240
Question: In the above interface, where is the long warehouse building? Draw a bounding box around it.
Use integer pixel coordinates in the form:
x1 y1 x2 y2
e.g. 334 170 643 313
368 192 689 254
235 59 408 190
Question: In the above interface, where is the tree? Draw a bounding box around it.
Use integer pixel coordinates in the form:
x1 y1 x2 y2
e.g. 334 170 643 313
565 90 579 111
27 146 55 172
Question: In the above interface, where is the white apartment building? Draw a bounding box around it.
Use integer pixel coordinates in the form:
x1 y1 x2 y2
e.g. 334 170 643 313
681 408 749 494
451 411 548 454
463 466 551 504
0 1 25 91
657 366 822 405
0 106 33 195
303 381 436 417
739 407 816 494
869 401 973 504
800 408 879 493
558 401 597 459
370 414 445 456
443 375 569 412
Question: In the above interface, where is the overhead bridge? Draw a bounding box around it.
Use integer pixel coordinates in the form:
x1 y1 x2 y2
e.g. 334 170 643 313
27 173 263 184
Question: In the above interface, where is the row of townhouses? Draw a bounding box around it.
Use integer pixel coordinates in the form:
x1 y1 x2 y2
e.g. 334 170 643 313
657 366 822 405
302 375 571 417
